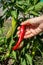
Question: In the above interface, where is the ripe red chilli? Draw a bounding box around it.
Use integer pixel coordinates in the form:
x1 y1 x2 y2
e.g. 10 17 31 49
12 23 32 50
12 25 25 50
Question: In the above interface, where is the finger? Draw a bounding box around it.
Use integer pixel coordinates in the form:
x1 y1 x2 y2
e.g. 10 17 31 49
24 27 42 39
17 31 20 35
31 27 42 36
18 34 20 37
17 26 20 30
24 33 34 39
35 27 42 35
25 31 31 35
18 30 31 38
30 28 36 35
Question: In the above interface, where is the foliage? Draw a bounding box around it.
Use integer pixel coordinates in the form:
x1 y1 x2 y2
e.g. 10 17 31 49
0 0 43 65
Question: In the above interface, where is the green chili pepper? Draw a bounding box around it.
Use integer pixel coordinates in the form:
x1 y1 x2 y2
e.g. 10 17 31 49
6 17 17 39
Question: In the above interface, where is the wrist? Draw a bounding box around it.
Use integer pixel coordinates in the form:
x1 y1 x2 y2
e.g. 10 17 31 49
39 23 43 32
29 15 43 24
39 15 43 24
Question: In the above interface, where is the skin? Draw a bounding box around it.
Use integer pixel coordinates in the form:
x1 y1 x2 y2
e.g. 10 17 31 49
17 15 43 39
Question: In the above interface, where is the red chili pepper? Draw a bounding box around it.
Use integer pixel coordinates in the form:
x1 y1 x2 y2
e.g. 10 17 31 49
12 25 25 50
12 23 32 50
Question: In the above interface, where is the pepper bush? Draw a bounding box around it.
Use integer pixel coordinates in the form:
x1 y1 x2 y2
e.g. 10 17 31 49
0 0 43 65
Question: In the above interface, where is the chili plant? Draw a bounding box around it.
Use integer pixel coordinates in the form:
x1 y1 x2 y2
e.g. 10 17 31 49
0 0 43 65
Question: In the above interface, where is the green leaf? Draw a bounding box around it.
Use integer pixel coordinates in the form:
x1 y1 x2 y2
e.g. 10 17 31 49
35 2 43 12
9 38 15 50
25 2 43 14
29 11 39 16
21 58 26 65
11 10 17 19
4 51 10 60
33 0 39 4
11 0 14 3
11 51 16 59
21 47 25 55
0 47 3 52
25 54 32 65
26 43 30 49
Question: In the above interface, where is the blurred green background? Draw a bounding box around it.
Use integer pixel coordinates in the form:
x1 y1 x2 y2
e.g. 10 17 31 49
40 0 43 2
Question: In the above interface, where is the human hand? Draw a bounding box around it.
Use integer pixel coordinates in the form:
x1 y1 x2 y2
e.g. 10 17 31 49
17 16 43 39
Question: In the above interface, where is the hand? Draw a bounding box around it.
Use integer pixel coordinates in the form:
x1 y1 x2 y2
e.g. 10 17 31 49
17 16 43 39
